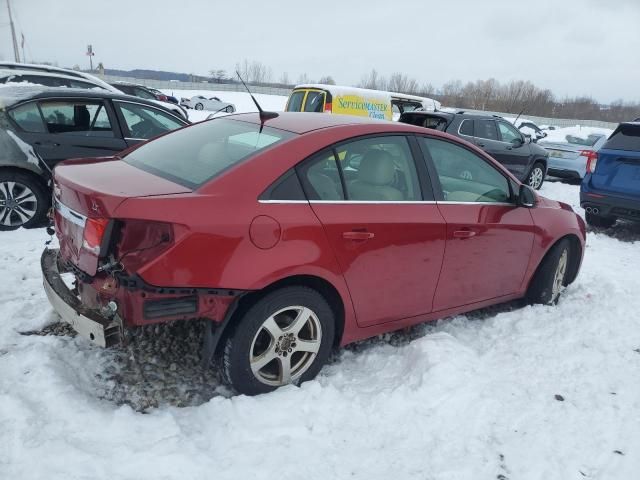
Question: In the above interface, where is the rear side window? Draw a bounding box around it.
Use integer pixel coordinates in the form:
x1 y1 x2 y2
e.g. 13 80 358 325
8 102 46 133
603 124 640 151
124 119 295 188
286 91 305 112
39 100 115 137
475 120 499 141
298 150 345 200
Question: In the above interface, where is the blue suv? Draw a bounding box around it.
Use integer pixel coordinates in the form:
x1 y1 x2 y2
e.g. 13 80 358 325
580 122 640 228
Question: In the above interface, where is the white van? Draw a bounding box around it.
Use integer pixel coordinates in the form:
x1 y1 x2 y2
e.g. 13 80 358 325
285 84 440 121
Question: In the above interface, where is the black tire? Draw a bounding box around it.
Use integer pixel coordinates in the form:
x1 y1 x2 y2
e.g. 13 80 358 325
527 238 571 305
526 162 546 190
222 286 335 396
0 170 49 231
225 105 234 113
585 211 616 229
195 103 204 111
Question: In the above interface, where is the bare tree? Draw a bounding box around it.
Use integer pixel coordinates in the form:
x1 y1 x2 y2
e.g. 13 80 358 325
279 72 290 86
235 59 271 83
209 69 228 83
318 75 336 85
296 73 313 84
387 73 419 94
358 69 386 90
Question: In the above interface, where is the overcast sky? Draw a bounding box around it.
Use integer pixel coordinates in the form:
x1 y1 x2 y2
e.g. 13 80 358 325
2 0 639 103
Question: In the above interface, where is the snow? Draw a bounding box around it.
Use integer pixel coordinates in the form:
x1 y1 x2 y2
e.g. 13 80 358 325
2 184 640 476
159 89 289 123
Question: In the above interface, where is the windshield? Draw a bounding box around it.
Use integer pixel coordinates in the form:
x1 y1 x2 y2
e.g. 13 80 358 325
124 119 295 188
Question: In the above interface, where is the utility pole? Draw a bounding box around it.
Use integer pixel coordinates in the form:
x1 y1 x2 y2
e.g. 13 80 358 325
7 0 21 62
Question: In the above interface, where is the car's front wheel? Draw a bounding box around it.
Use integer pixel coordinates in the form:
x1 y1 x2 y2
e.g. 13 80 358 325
585 211 616 229
527 162 546 190
195 103 204 110
222 286 335 396
0 171 49 231
527 238 572 305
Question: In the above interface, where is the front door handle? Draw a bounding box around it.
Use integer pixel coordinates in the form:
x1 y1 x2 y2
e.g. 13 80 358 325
34 141 60 147
477 142 486 148
343 231 375 241
453 229 477 239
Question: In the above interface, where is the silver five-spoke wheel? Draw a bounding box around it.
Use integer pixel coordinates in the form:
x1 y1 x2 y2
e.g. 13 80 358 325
0 181 38 228
250 306 322 387
528 164 545 190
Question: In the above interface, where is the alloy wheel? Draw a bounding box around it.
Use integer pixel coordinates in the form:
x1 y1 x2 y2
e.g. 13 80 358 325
528 167 544 189
195 103 204 110
552 248 568 301
249 306 322 387
0 181 38 228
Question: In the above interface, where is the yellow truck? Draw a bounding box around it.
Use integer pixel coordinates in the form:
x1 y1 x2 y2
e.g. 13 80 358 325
285 84 440 121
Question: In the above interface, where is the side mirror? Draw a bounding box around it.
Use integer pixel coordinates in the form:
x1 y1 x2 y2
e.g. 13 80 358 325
517 184 536 208
512 136 525 147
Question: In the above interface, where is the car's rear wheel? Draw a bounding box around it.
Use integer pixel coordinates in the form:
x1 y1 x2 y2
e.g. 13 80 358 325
585 211 616 229
0 171 49 231
527 162 545 190
225 105 234 113
527 238 571 305
195 103 204 110
222 286 335 396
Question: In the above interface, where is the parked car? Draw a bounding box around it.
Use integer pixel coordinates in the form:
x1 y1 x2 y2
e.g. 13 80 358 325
399 111 549 189
109 81 179 105
540 132 608 181
181 95 235 112
0 86 189 230
0 62 118 92
42 111 585 396
504 117 548 141
580 122 640 228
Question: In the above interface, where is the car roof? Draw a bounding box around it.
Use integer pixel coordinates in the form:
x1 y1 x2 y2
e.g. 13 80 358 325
226 111 442 135
0 85 174 111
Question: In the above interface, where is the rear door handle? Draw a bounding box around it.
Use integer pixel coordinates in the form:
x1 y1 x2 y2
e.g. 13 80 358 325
453 229 477 239
343 231 375 241
35 141 60 147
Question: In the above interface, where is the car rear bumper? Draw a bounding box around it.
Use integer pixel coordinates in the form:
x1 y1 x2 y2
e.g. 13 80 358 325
580 191 640 221
547 157 586 179
41 248 123 348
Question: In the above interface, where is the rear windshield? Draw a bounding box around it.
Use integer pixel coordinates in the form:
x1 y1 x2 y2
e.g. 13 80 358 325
565 134 602 147
124 119 295 188
603 124 640 151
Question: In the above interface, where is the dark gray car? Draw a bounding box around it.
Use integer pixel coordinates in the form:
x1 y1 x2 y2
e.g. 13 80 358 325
0 86 189 230
399 111 549 189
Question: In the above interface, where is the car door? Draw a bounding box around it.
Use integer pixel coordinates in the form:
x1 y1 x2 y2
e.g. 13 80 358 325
113 100 187 147
15 98 127 169
495 120 531 178
416 136 535 311
298 135 447 327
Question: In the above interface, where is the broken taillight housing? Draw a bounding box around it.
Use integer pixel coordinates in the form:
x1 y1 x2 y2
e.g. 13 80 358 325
82 218 110 255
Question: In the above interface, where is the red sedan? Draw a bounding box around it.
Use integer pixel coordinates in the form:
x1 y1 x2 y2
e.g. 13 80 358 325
42 112 586 395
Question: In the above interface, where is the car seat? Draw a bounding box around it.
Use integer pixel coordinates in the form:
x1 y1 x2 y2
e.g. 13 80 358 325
349 149 403 201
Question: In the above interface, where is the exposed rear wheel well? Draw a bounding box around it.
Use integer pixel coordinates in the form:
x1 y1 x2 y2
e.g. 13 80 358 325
215 275 345 356
0 166 49 193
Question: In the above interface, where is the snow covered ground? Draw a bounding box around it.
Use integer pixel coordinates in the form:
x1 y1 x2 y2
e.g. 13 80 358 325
2 181 640 478
160 89 289 123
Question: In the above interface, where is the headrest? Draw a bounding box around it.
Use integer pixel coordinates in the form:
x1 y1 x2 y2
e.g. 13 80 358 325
358 149 395 186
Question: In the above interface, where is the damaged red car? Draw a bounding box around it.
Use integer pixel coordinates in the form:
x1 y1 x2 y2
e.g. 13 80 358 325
42 112 586 395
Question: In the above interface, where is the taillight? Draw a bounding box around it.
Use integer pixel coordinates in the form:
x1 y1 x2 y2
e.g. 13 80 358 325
157 94 168 101
580 150 598 173
82 218 110 255
324 102 332 113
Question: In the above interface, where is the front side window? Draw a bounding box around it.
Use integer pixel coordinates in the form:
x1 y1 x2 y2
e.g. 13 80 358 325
39 100 115 137
8 102 46 133
338 136 422 201
497 121 522 143
134 87 156 100
124 118 294 188
115 102 184 139
286 91 305 112
303 91 325 112
459 119 474 136
475 120 499 141
419 137 511 203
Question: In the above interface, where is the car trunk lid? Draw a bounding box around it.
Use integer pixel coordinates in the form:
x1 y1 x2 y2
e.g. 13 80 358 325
540 142 582 161
53 157 190 275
